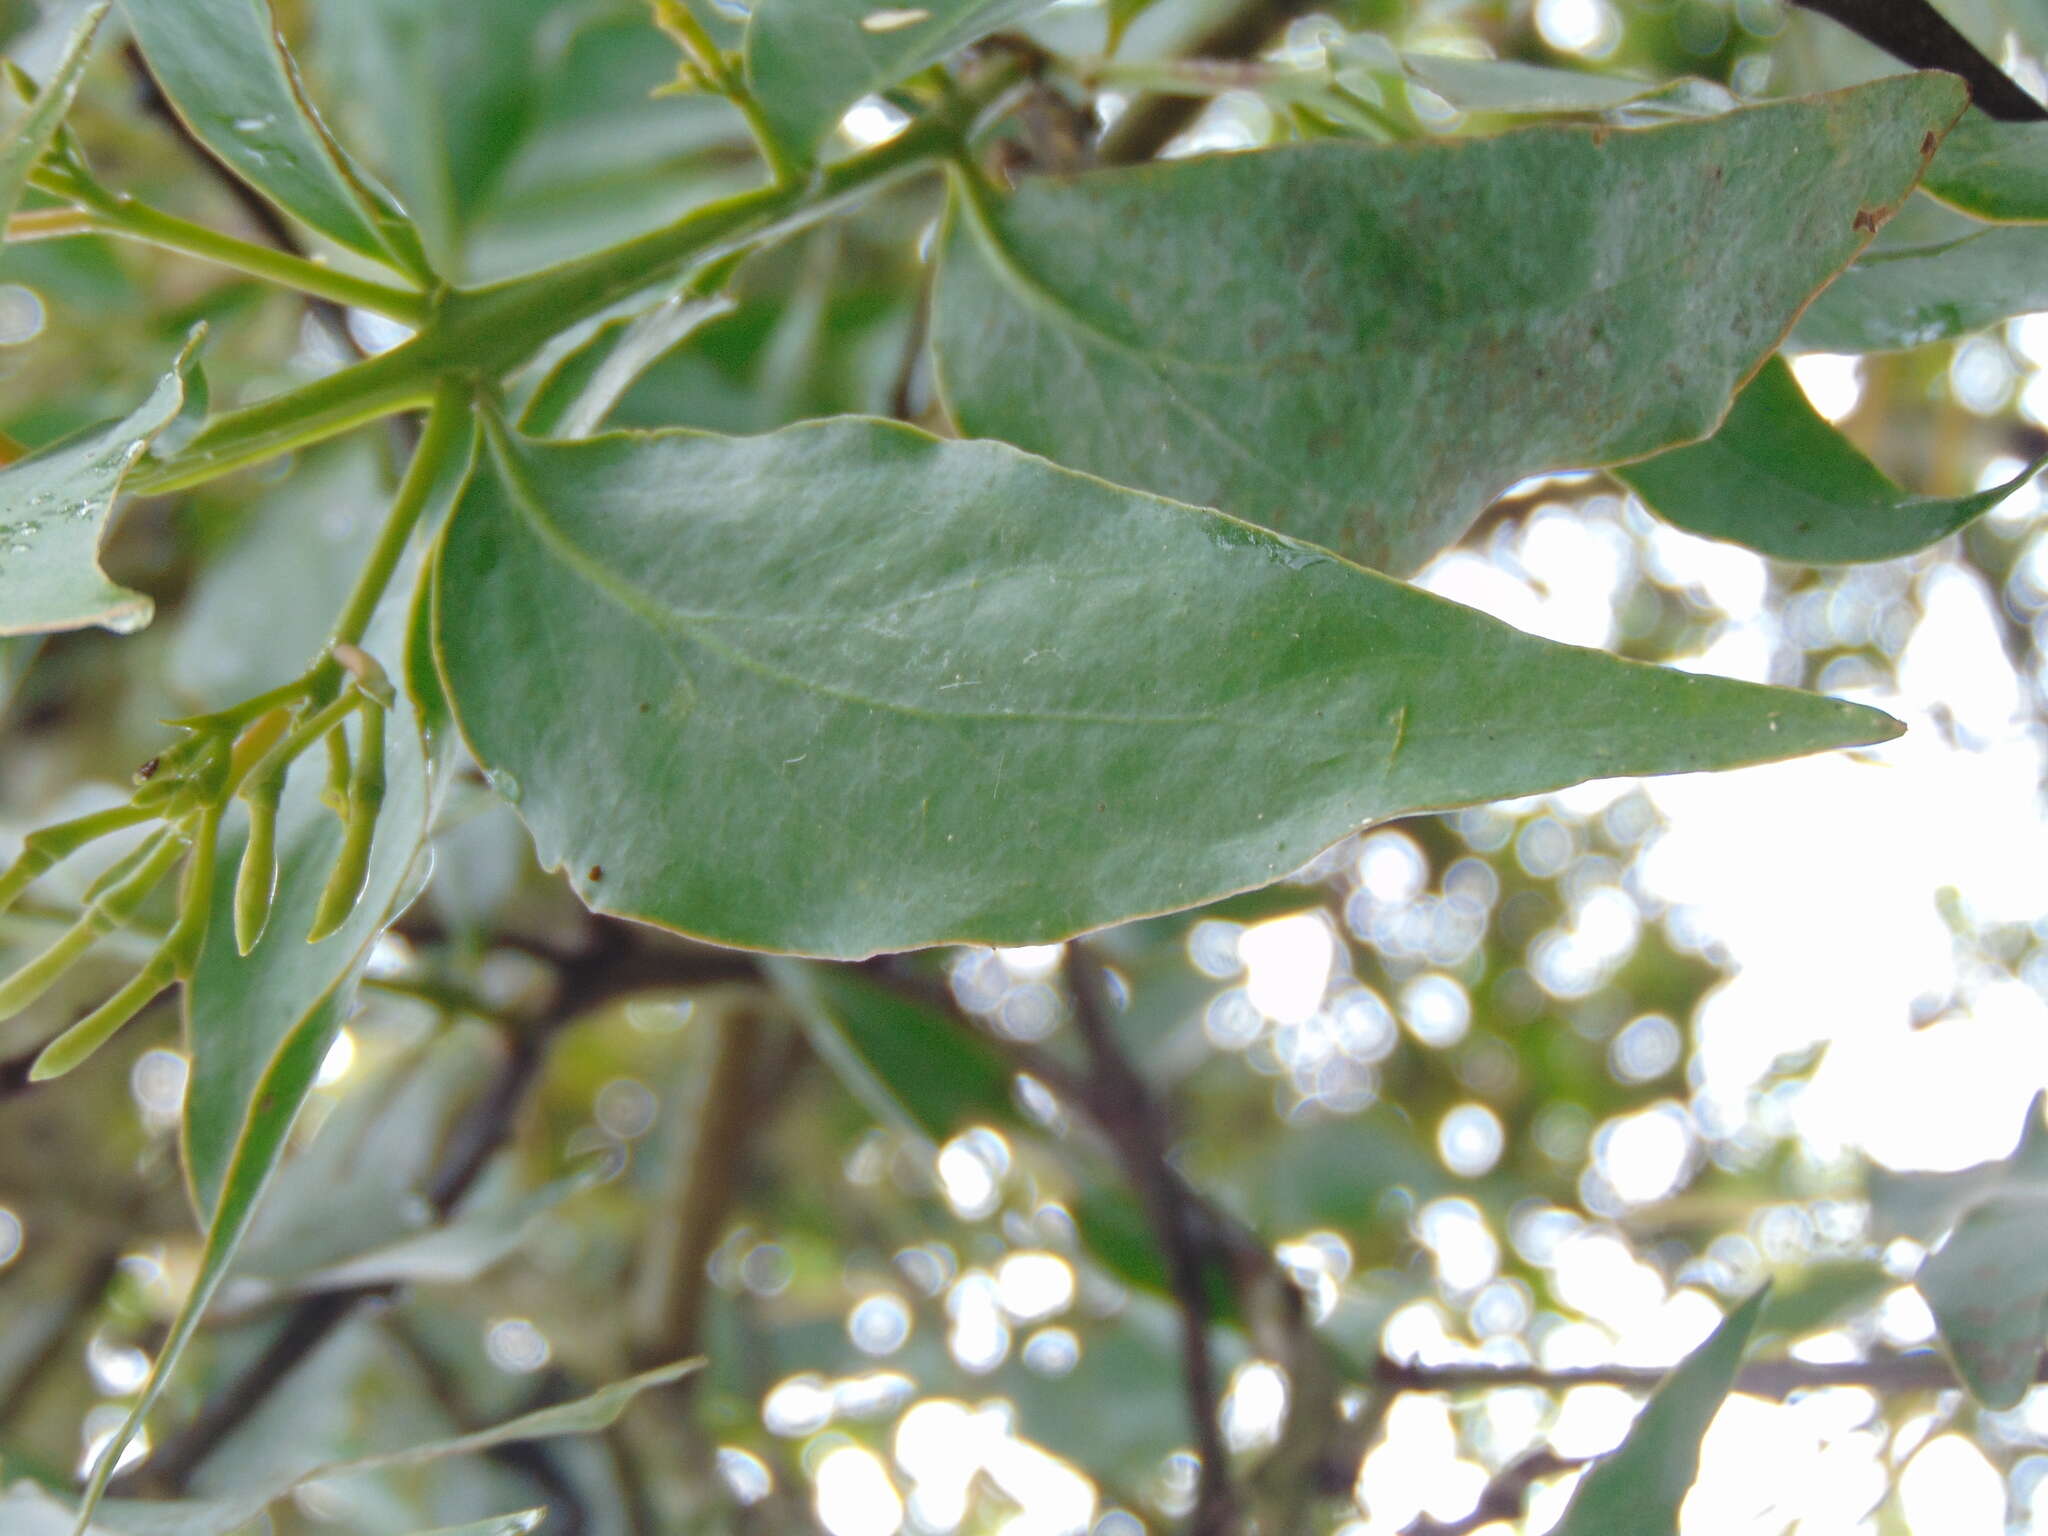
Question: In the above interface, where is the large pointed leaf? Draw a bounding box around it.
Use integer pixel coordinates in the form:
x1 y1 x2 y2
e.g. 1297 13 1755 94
932 74 1964 575
1552 1287 1769 1536
121 0 430 279
1792 224 2048 351
0 0 111 225
1618 355 2048 562
432 414 1899 960
71 581 444 1530
0 333 198 637
745 0 1054 162
1913 1095 2048 1408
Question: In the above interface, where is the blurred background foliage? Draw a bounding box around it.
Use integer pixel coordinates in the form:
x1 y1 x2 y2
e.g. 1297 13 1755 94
6 0 2048 1532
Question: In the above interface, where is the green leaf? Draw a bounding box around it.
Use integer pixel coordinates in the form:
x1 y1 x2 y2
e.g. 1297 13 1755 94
1617 355 2046 562
520 291 737 440
70 583 443 1531
433 414 1900 960
1396 52 1693 114
932 75 1964 575
314 0 558 274
1792 224 2048 351
1924 112 2048 220
1552 1287 1770 1536
407 1516 546 1536
325 1358 698 1472
1914 1095 2048 1407
121 0 431 279
1755 1260 1892 1340
0 1 111 225
46 1360 691 1535
744 0 1053 161
0 331 199 638
767 959 1015 1141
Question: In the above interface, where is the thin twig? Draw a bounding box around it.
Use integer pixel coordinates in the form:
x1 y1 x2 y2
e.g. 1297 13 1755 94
1373 1348 2034 1398
1067 944 1238 1536
1096 0 1313 165
110 919 744 1494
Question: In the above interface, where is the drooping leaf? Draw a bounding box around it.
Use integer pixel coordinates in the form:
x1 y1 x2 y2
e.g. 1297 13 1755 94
46 1361 691 1535
70 580 444 1531
767 959 1016 1142
1914 1094 2048 1407
933 74 1964 574
1551 1287 1770 1536
121 0 431 279
0 1 111 226
433 414 1900 960
744 0 1054 161
0 331 199 638
1923 111 2048 219
1792 224 2048 351
1618 355 2047 562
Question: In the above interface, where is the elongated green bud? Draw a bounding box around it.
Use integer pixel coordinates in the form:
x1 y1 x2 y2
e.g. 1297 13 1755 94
0 828 184 1019
233 788 281 955
307 702 386 943
0 802 153 916
29 951 173 1081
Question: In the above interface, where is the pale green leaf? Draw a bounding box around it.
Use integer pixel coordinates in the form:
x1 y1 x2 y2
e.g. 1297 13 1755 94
121 0 430 278
1618 355 2046 562
933 74 1964 574
1552 1287 1770 1536
1792 224 2048 351
0 1 111 225
433 414 1900 960
41 1359 688 1534
745 0 1053 161
407 1515 546 1536
1914 1094 2048 1407
0 331 198 638
520 291 736 440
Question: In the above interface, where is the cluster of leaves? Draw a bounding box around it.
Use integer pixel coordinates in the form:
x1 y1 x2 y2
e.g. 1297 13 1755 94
6 0 2048 1532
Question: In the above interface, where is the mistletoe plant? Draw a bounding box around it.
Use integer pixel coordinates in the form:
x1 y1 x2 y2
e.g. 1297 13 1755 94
6 0 2048 1531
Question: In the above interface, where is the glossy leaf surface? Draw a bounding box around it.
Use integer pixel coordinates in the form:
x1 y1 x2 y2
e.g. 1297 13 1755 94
434 416 1900 960
0 1 110 224
1619 355 2046 562
745 0 1052 161
1792 224 2048 350
1552 1287 1768 1536
0 334 196 637
934 75 1963 574
122 0 428 278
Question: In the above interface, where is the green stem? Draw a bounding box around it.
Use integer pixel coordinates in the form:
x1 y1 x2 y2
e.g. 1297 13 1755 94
656 0 803 186
31 171 430 324
129 64 1024 498
325 377 468 660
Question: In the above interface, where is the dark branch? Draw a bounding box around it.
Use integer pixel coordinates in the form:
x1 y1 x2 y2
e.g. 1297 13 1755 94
1066 946 1239 1536
1790 0 2048 121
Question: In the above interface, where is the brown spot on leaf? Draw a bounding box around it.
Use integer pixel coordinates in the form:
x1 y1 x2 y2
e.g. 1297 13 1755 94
588 864 604 882
1852 206 1885 235
1921 130 1939 158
